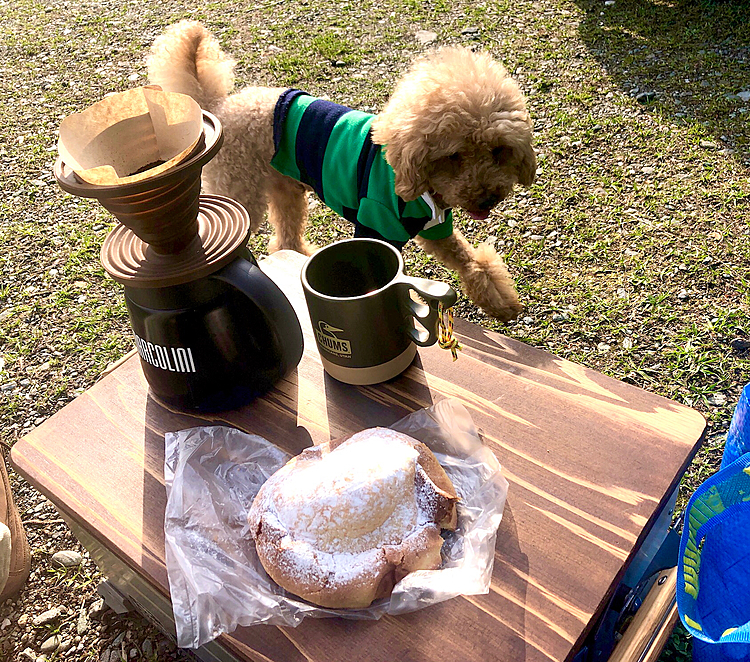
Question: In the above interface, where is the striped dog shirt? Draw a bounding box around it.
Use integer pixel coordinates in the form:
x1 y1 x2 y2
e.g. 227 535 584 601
270 89 453 248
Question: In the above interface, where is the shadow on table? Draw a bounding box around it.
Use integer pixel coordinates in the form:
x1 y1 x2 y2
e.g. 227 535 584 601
136 366 313 585
493 502 530 662
322 353 436 434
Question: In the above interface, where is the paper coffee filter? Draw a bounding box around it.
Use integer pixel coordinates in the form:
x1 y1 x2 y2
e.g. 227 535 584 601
57 86 203 185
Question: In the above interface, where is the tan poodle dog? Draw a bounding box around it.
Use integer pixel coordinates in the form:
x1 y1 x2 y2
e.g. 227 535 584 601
147 21 536 321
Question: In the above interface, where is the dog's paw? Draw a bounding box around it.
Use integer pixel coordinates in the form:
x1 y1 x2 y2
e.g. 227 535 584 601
461 243 523 322
268 236 317 256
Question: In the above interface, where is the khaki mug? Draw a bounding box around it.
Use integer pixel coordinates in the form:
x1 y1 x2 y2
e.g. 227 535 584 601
301 238 457 385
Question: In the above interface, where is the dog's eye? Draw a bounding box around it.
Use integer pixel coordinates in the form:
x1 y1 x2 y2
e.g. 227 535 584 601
448 152 462 163
492 146 513 162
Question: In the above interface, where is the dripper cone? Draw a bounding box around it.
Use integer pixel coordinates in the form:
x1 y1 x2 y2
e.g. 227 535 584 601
55 91 223 254
58 86 203 186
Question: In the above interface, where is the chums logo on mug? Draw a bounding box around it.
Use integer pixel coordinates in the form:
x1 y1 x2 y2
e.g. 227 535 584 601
301 238 457 385
315 322 352 358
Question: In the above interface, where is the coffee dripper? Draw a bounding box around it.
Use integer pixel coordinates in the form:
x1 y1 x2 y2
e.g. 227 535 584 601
54 88 303 412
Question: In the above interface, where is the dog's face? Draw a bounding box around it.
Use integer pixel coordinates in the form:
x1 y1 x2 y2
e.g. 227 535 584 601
423 141 535 220
372 47 536 219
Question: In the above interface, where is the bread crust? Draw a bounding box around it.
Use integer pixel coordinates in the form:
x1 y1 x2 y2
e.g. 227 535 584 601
249 428 458 608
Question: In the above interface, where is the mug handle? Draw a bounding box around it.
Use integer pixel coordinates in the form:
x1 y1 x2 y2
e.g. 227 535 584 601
394 276 458 347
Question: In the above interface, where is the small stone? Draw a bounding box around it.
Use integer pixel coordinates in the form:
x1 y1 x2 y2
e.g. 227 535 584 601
604 0 615 5
20 648 36 661
40 635 61 654
127 73 140 81
414 30 438 45
700 140 717 149
707 393 727 406
58 640 73 654
623 338 634 350
32 608 61 626
332 60 346 67
36 656 48 662
141 639 153 658
597 342 611 352
0 617 9 629
730 338 750 352
530 234 544 241
113 632 126 647
641 166 654 175
76 610 89 635
130 649 138 659
1 381 17 392
636 91 656 104
88 598 105 617
17 613 29 627
738 90 750 102
461 26 480 35
507 219 518 228
677 289 689 300
552 313 567 322
50 550 83 568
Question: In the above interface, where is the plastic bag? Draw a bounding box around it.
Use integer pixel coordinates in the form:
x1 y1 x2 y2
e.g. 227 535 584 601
164 398 509 649
677 453 750 662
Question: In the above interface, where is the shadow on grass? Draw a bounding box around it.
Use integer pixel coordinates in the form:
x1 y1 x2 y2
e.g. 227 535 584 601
573 0 750 160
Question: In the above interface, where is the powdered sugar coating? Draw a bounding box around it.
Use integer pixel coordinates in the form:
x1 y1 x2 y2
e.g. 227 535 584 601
248 427 457 607
273 432 419 553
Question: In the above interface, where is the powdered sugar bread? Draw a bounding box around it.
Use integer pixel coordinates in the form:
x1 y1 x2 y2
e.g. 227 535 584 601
248 427 458 608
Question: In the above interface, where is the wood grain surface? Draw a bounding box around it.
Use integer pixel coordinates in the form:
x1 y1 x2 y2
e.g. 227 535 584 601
11 250 706 662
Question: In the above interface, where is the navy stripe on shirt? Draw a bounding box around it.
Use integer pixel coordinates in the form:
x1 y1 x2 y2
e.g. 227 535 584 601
294 99 352 203
273 89 307 153
356 130 379 202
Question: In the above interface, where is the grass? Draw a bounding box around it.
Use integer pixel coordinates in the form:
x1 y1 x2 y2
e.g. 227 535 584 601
1 0 749 659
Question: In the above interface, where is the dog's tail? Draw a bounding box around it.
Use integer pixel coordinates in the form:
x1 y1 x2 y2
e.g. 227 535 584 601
147 21 235 110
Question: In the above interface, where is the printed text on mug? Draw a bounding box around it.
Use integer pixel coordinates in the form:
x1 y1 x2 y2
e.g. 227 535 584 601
315 321 352 357
133 333 196 373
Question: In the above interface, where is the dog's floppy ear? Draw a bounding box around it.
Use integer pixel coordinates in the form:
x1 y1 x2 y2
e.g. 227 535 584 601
372 117 430 201
516 140 537 187
388 141 430 200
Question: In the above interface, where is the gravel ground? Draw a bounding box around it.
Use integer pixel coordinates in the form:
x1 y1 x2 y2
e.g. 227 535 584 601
1 0 749 660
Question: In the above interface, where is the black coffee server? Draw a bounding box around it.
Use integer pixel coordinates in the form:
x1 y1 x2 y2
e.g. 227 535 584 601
55 107 303 412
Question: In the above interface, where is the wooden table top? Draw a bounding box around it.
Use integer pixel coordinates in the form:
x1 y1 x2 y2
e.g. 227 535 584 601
11 250 706 662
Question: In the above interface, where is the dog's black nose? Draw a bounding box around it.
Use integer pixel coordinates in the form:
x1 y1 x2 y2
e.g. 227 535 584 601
477 195 499 211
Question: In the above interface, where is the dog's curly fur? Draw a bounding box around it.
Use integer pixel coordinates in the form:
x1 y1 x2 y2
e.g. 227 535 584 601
147 21 536 321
